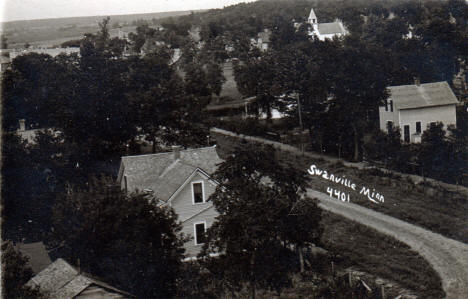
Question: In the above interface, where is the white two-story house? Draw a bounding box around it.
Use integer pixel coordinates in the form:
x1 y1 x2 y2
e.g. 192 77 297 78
379 80 459 143
117 146 223 259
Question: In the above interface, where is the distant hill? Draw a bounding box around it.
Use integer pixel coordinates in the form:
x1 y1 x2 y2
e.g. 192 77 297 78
2 10 205 31
1 10 206 48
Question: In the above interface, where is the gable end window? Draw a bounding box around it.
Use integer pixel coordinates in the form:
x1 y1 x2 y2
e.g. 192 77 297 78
385 99 388 111
194 222 206 245
390 100 393 112
192 181 204 204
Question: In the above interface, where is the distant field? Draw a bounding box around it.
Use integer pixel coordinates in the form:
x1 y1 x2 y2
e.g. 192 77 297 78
2 10 205 48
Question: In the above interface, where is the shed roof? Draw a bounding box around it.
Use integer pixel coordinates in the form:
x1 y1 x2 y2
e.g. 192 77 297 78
119 146 223 201
26 258 133 298
317 22 346 35
388 81 459 110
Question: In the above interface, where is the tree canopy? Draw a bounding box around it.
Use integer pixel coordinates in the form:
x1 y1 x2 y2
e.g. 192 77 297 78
50 178 186 298
200 145 322 297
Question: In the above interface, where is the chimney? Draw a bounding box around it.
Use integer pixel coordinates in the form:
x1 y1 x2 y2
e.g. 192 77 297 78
18 119 26 131
172 145 181 160
414 77 420 86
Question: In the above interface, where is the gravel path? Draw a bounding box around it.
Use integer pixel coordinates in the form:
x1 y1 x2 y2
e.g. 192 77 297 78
307 189 468 299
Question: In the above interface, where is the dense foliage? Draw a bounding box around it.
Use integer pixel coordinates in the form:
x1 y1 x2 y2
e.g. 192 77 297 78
1 241 46 298
200 145 322 297
50 178 186 298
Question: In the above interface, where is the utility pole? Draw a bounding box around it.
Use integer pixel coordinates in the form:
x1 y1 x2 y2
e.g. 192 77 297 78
297 94 304 131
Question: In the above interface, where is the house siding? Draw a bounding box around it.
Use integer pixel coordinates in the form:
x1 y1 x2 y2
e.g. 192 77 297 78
399 104 456 142
169 172 219 257
170 172 217 222
379 103 456 142
379 102 399 132
182 206 218 257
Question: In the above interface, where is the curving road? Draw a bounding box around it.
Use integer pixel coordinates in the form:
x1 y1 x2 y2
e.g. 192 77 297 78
307 189 468 299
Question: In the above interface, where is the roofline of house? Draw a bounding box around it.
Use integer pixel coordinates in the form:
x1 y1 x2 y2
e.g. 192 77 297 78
397 102 458 110
121 145 217 159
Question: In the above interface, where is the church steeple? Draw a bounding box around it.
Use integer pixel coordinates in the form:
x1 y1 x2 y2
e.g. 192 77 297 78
308 8 317 24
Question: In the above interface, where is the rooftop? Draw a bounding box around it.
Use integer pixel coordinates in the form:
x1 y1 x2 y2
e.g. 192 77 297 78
26 258 133 299
317 22 346 35
308 8 317 21
119 146 223 201
388 81 459 110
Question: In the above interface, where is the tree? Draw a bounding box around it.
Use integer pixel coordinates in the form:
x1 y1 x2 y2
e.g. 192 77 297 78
50 177 186 298
2 241 46 298
328 38 390 161
200 145 322 298
418 122 449 180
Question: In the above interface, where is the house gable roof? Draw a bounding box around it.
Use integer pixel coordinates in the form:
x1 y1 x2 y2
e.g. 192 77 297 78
317 22 346 35
388 81 459 110
119 146 223 201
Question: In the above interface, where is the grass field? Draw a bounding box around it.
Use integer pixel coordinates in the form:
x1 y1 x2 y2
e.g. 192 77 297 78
321 212 444 298
219 61 243 101
213 131 468 245
303 157 468 244
212 212 445 298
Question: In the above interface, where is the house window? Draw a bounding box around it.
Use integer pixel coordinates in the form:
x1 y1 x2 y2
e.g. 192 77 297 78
194 222 206 245
416 121 421 134
386 121 393 133
192 181 204 204
390 100 393 112
404 125 410 143
385 99 388 111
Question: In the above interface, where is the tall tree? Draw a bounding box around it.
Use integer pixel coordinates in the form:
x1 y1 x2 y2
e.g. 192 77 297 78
201 145 322 298
50 177 186 298
2 241 46 298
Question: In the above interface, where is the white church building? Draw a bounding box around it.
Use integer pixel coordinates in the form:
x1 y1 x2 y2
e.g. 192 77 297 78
307 9 348 41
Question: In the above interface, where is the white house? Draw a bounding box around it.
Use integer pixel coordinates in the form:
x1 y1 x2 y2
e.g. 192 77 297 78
307 8 347 41
379 80 459 143
117 146 223 259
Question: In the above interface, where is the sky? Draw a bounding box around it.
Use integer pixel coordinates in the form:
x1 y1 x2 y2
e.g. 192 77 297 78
1 0 257 22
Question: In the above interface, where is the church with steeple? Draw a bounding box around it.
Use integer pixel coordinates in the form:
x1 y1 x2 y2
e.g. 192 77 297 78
307 8 347 41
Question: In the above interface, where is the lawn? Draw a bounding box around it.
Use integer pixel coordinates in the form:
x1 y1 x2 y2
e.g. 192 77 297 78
320 212 444 299
213 130 468 244
219 61 243 101
303 157 468 244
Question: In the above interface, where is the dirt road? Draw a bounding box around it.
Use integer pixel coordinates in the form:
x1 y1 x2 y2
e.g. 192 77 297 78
307 189 468 299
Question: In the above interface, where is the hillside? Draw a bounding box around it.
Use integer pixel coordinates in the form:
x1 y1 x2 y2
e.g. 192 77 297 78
1 10 206 48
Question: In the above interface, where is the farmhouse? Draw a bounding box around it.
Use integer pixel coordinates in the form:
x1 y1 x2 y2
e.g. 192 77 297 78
117 146 223 258
379 80 459 143
307 9 347 41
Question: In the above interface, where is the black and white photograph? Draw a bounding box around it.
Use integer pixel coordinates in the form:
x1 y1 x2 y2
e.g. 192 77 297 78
1 0 468 298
